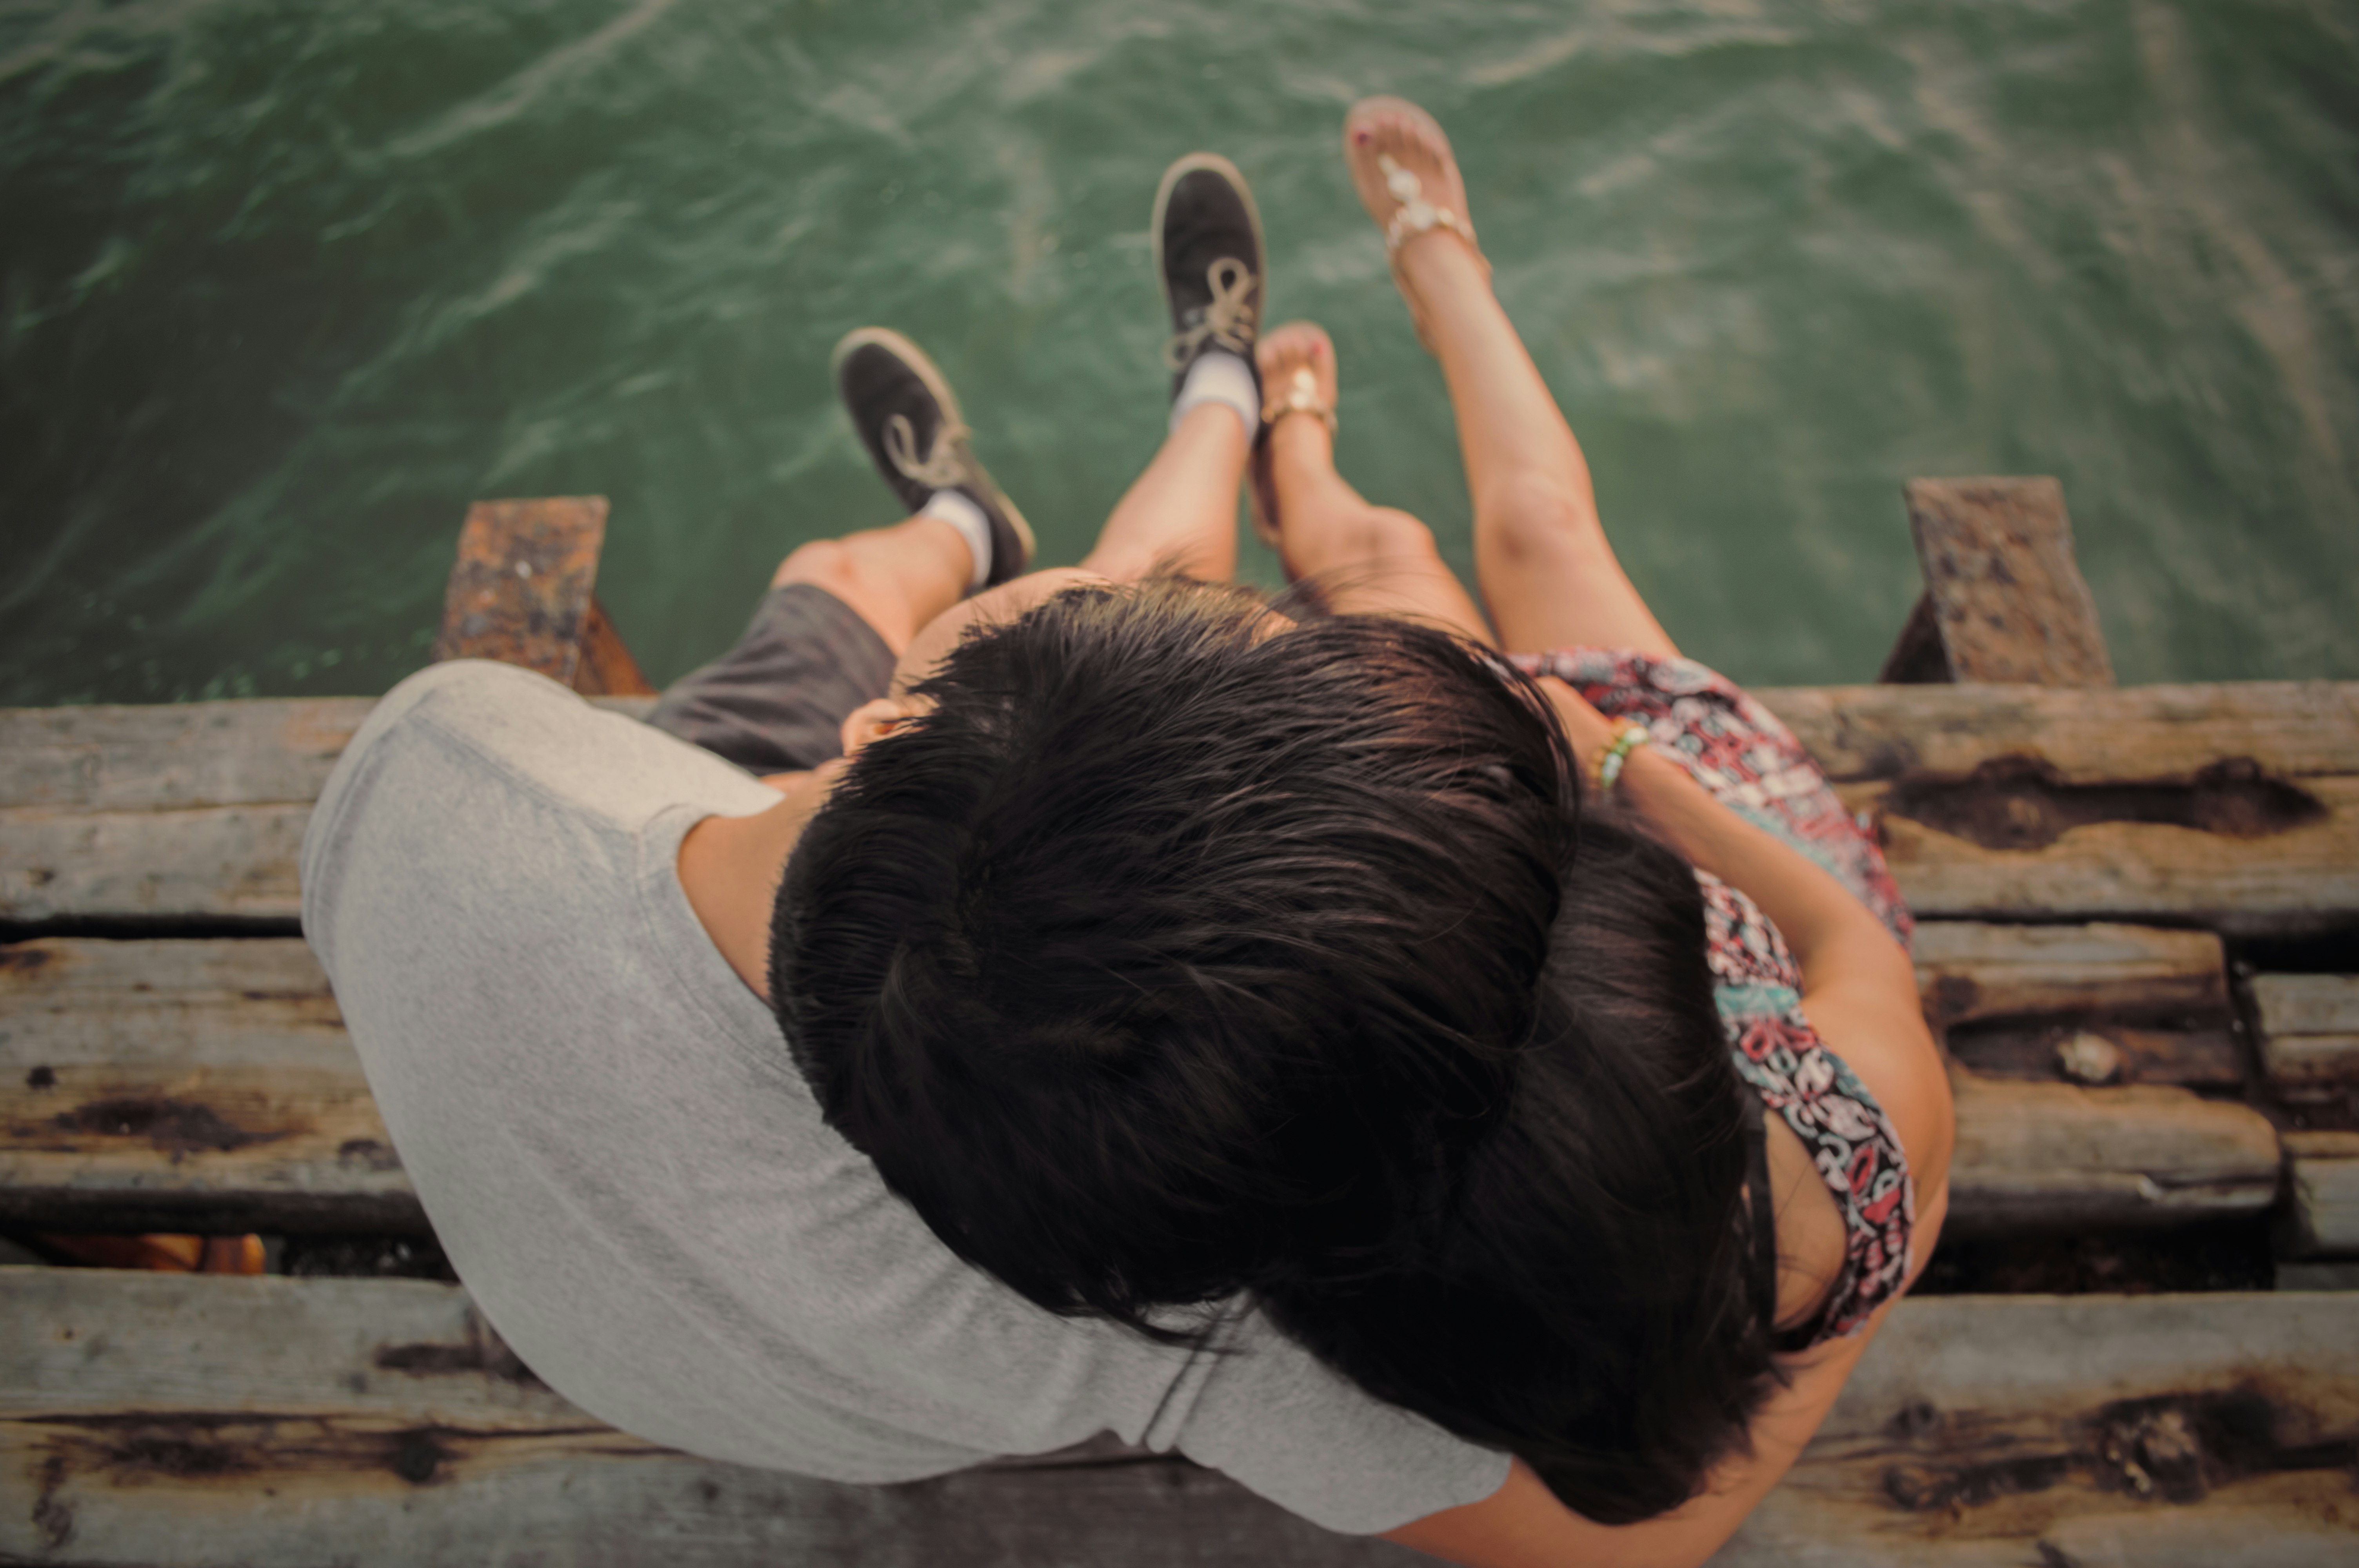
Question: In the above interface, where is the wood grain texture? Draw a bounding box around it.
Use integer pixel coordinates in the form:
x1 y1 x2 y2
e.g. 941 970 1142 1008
1902 476 2114 686
4 1272 2353 1566
13 771 2350 930
5 682 2351 927
0 699 372 812
0 939 418 1232
2252 975 2359 1094
2284 1132 2359 1259
0 699 655 924
1945 1069 2283 1233
2251 975 2359 1036
1752 680 2359 783
1912 923 2230 1032
4 682 2347 806
430 497 609 685
0 802 314 925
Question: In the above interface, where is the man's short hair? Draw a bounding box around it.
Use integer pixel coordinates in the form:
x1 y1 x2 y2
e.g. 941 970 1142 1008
773 577 1576 1328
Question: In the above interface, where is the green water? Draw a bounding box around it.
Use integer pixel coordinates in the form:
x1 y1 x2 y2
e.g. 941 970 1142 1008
5 0 2356 705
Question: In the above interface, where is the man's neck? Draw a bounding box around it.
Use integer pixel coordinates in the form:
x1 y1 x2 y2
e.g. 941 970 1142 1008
675 761 846 999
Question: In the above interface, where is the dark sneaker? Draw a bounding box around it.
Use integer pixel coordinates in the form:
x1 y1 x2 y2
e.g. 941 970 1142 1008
830 327 1036 589
1150 153 1266 403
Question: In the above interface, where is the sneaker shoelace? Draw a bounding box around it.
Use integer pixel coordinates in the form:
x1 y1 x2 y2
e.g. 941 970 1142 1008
1162 256 1259 371
882 411 972 490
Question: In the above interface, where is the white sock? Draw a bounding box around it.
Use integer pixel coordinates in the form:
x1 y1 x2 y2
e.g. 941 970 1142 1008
1169 349 1259 441
917 488 994 592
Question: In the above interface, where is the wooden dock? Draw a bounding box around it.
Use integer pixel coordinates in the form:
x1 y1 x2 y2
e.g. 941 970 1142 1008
4 480 2356 1564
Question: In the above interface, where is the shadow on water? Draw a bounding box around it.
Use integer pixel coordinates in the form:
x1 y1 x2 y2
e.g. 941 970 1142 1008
4 0 2356 705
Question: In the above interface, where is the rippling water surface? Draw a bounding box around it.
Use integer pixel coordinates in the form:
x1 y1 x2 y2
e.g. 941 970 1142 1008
5 0 2355 704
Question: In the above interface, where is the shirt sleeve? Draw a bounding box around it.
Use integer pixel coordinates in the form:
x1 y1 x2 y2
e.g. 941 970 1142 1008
1158 1307 1513 1535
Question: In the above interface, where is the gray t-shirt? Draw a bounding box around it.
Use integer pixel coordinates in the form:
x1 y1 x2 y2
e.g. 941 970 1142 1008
300 659 1510 1534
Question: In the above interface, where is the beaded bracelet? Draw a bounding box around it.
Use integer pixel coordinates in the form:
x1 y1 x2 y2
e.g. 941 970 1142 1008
1594 720 1651 795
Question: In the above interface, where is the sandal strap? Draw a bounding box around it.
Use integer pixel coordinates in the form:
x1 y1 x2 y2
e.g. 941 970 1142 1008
1376 153 1482 260
1260 365 1337 434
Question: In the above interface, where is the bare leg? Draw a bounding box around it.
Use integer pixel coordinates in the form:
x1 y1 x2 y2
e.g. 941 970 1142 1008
1350 102 1678 659
1258 324 1491 643
1078 403 1248 584
769 514 971 656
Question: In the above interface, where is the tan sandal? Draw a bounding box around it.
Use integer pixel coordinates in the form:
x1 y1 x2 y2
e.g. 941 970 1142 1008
1247 322 1339 552
1341 96 1490 348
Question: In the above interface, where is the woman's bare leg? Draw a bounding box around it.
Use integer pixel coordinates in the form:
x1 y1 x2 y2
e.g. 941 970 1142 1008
1257 323 1491 643
1349 101 1677 659
1078 404 1248 584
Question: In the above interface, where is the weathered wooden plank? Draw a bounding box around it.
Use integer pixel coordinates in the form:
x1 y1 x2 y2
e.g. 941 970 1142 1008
1753 680 2359 784
13 775 2348 931
5 1272 2352 1566
1945 1069 2283 1233
0 938 418 1232
1851 774 2359 935
2252 974 2359 1096
1916 922 2238 1085
2283 1132 2359 1259
1899 475 2114 686
7 682 2351 924
0 699 373 812
2252 975 2359 1037
5 683 2350 810
431 497 609 686
0 802 313 926
0 940 2292 1236
1913 922 2230 1030
0 701 658 925
1734 1291 2359 1567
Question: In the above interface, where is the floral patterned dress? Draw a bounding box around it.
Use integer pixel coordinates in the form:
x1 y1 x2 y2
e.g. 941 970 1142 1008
1512 648 1917 1344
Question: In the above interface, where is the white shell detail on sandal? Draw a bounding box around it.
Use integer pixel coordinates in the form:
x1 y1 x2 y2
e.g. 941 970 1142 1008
1376 153 1475 256
1261 365 1337 435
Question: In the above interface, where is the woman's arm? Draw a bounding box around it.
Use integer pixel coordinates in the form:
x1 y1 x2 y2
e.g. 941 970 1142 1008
1538 677 1952 1191
1378 1174 1942 1568
1366 677 1958 1568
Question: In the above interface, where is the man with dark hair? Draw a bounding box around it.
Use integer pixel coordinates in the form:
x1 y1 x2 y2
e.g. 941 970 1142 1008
304 155 1563 1539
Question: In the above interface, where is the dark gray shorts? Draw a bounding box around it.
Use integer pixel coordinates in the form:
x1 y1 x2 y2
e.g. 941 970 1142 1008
645 584 896 776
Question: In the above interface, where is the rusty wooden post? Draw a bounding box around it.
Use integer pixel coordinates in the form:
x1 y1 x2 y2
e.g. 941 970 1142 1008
1879 477 2114 686
431 497 655 697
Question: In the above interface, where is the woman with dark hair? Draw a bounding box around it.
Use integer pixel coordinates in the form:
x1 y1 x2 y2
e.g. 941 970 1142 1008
1224 98 1956 1564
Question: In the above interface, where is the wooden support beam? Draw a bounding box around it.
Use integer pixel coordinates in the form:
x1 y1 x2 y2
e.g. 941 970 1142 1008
2250 974 2359 1098
2283 1131 2359 1260
431 497 652 697
1877 477 2114 686
3 1271 2352 1565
